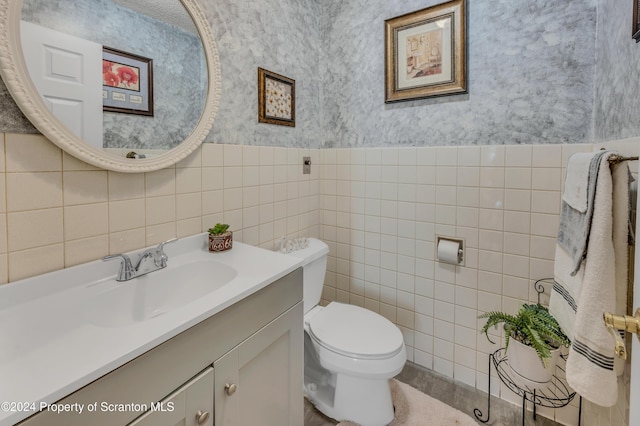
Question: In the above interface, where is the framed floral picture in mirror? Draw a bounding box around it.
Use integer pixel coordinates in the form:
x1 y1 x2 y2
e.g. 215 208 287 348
103 47 153 116
258 68 295 127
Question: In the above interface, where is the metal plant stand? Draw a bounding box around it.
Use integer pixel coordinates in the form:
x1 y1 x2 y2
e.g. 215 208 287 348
474 279 582 426
473 348 581 426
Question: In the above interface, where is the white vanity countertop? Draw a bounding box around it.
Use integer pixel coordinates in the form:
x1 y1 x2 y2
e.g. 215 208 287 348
0 234 303 426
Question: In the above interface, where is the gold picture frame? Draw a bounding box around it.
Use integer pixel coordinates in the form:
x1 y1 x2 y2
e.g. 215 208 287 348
258 67 295 127
384 0 466 103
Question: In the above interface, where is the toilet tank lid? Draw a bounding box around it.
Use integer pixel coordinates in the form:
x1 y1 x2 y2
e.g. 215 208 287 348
286 238 329 266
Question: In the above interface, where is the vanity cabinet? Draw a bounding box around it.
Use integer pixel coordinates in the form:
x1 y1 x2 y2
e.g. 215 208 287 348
214 299 302 426
17 268 303 426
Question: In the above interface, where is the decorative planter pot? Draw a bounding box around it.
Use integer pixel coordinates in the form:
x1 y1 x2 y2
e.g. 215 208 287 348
506 338 560 389
208 231 233 252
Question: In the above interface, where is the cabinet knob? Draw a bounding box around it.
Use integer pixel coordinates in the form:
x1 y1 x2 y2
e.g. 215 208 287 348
195 410 210 425
224 382 237 396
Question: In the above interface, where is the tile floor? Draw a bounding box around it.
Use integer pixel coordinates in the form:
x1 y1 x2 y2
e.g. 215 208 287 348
304 362 562 426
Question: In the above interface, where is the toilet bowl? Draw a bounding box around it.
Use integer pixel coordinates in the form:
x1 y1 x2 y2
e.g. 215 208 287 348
286 238 406 426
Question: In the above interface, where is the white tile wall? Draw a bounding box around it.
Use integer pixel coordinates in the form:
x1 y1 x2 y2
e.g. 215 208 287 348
319 140 639 426
3 132 638 426
0 134 320 282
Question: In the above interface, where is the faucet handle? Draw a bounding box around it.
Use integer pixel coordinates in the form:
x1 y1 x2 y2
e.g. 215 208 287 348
155 238 178 267
102 254 136 281
157 238 178 251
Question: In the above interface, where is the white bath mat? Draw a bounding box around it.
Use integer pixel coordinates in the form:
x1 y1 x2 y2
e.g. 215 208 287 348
337 379 478 426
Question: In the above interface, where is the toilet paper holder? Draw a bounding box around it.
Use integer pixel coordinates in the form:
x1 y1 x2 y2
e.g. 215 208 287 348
436 236 464 265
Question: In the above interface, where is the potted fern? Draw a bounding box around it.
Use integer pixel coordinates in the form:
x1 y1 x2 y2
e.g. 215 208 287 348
479 303 570 388
208 223 232 252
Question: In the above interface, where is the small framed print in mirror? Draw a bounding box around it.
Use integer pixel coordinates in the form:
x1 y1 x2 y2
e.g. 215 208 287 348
103 47 153 116
258 68 295 127
634 0 640 42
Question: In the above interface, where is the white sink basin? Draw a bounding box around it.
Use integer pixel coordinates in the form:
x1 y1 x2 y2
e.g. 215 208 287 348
87 259 238 327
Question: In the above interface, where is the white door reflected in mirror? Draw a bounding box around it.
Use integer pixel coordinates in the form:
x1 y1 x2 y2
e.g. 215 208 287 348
21 20 103 149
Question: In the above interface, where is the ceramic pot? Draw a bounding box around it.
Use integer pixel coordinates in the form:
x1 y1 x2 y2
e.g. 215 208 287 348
506 338 560 389
208 231 233 252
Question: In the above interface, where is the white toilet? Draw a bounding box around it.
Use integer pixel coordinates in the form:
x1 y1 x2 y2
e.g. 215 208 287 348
287 238 406 426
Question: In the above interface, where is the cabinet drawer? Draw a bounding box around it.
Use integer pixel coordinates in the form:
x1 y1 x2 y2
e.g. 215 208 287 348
128 367 214 426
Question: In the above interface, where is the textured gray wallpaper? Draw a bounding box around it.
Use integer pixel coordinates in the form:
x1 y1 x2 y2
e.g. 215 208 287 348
3 1 638 150
594 0 640 141
200 0 323 147
321 0 597 148
0 79 36 133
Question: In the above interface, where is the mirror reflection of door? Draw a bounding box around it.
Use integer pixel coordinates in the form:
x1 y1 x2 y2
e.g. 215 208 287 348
20 20 103 149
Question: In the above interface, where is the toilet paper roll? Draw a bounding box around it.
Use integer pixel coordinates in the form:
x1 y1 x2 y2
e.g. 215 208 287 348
437 239 462 264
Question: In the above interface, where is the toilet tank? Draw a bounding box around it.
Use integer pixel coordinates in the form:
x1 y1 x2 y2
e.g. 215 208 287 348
286 238 329 314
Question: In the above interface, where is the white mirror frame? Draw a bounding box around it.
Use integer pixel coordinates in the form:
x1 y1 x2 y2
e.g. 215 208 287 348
0 0 221 173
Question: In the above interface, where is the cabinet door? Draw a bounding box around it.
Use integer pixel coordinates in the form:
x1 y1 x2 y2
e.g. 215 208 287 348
214 302 303 426
129 367 214 426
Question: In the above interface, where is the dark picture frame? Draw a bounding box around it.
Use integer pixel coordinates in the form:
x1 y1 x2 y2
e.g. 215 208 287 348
102 47 153 116
258 67 295 127
634 0 640 42
384 0 466 103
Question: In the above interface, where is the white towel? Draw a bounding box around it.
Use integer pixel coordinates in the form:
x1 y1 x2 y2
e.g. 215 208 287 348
562 152 599 212
549 151 629 407
557 151 607 275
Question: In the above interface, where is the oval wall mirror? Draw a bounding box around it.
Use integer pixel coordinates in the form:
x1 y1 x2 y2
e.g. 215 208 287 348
0 0 221 173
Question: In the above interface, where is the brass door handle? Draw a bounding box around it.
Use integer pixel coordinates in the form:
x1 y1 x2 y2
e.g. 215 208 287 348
602 309 640 360
603 308 640 338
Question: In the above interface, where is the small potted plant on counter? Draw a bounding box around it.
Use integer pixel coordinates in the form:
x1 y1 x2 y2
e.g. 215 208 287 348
208 223 232 252
479 303 570 388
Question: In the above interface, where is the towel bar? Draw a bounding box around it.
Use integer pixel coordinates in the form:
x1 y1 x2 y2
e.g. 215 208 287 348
607 154 639 164
597 147 638 163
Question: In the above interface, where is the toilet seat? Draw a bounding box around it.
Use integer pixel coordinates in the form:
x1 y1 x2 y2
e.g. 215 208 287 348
307 302 404 359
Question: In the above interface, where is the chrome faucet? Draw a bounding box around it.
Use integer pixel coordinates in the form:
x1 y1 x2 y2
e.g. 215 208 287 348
102 238 178 281
102 253 135 281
